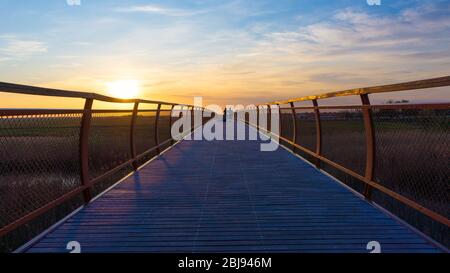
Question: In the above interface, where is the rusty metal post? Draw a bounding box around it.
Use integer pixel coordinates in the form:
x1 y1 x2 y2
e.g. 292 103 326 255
192 107 195 129
179 105 184 132
313 99 322 168
361 94 376 200
256 106 260 130
79 98 94 203
130 102 139 170
169 105 175 145
290 102 297 153
277 104 281 136
155 104 162 154
191 106 195 131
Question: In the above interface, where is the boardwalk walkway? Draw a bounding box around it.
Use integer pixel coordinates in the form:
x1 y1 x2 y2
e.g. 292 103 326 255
26 122 440 253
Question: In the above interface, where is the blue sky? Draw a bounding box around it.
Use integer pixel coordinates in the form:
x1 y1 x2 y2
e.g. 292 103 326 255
0 0 449 107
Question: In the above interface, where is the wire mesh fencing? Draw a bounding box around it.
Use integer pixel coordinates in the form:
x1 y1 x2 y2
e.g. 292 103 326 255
295 109 317 152
89 112 133 180
0 112 83 252
371 107 449 219
0 113 82 229
319 109 367 193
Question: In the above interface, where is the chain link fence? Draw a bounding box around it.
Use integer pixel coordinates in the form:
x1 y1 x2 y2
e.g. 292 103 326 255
0 112 83 252
0 113 82 228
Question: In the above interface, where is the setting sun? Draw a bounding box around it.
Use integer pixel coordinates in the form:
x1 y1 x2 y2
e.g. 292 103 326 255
106 80 140 99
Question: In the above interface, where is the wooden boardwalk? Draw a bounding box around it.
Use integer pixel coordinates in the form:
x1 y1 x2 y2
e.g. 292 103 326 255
26 122 441 253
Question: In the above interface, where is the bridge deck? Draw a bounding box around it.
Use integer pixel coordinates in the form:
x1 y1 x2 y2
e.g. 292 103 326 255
26 122 440 253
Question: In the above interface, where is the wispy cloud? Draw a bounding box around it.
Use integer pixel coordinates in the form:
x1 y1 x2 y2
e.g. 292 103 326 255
254 3 450 67
0 36 48 61
114 1 275 18
115 4 207 17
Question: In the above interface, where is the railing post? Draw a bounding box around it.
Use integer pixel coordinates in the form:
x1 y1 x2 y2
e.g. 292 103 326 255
155 104 162 154
130 102 139 170
256 106 260 130
179 106 184 134
313 99 322 168
79 98 94 203
192 107 195 128
290 102 297 153
267 104 271 132
277 104 281 137
191 106 194 131
169 105 175 145
361 94 376 200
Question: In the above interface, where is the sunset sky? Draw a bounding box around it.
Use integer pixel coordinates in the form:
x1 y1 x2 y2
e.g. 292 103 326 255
0 0 449 108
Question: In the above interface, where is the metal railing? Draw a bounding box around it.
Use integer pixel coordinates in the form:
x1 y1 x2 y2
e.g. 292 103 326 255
0 82 212 240
240 76 450 230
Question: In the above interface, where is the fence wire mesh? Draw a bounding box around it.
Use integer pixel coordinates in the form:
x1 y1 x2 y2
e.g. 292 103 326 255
135 111 157 155
320 109 366 183
159 111 172 144
295 109 317 152
89 112 133 180
280 110 294 142
0 114 82 229
372 107 449 218
0 113 83 252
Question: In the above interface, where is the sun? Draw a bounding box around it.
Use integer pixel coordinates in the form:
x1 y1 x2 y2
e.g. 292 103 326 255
106 80 140 99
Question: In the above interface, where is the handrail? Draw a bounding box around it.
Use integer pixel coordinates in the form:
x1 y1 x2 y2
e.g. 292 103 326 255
0 81 196 107
263 75 450 105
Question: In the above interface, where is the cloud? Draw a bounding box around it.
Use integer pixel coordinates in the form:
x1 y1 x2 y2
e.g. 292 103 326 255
309 72 374 85
115 4 207 17
0 36 48 61
114 1 275 18
257 3 450 64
